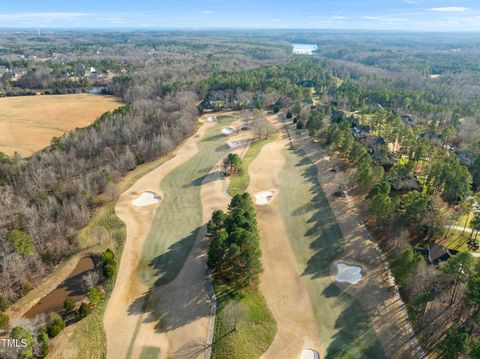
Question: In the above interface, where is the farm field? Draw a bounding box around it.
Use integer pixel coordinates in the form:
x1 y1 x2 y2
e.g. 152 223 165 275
0 94 121 156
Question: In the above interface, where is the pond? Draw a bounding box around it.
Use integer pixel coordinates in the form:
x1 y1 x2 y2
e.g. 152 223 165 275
292 43 318 55
24 256 95 318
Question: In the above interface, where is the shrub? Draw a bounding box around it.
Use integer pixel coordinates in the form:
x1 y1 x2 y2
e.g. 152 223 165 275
0 295 9 311
63 298 75 311
6 229 33 256
0 312 9 329
11 326 34 358
88 287 102 305
76 303 92 319
286 111 293 119
47 313 65 338
103 263 116 279
21 281 33 296
101 249 117 279
101 249 115 263
37 331 49 358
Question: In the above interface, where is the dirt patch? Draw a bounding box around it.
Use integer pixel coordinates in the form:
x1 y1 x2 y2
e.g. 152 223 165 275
0 94 121 156
247 132 321 359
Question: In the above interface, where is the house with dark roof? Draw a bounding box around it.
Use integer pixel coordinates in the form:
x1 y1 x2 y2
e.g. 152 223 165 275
416 243 458 264
401 114 416 126
301 79 314 88
199 99 215 111
391 175 423 193
352 125 371 139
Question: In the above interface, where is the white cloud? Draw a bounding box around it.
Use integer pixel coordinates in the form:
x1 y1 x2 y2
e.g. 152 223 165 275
0 12 90 21
200 10 215 14
404 0 418 4
332 15 348 20
431 7 470 12
363 16 381 20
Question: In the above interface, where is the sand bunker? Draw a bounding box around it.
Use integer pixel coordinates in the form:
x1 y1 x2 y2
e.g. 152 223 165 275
253 190 275 205
132 191 161 207
222 127 234 135
301 349 319 359
207 116 216 122
228 141 239 148
336 263 363 284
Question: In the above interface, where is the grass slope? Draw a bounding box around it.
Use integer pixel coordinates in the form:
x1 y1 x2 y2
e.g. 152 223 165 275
279 147 385 359
212 133 277 359
212 287 276 359
139 115 235 286
227 136 275 197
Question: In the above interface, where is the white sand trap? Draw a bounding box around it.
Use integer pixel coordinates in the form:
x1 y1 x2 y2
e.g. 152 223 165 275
228 141 239 148
254 190 275 205
301 349 319 359
222 127 234 135
207 116 216 122
132 191 161 207
336 263 363 284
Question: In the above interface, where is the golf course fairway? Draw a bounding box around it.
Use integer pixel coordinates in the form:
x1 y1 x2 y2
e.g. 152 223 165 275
278 146 385 359
139 115 235 286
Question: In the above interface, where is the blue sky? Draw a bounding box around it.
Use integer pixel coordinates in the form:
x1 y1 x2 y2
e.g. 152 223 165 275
1 0 479 31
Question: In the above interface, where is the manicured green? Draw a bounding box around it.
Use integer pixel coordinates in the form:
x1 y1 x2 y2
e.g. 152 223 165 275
211 286 276 359
279 146 385 358
140 115 236 286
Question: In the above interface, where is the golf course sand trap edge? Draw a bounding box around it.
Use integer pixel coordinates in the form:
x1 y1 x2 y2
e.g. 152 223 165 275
228 140 239 148
335 262 363 284
301 349 320 359
222 127 235 135
131 191 161 207
253 190 276 205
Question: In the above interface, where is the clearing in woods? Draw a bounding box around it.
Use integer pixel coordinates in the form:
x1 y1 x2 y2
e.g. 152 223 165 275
0 93 121 156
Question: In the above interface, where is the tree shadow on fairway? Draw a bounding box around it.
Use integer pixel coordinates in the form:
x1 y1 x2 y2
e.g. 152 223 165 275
127 225 211 335
185 170 223 188
147 226 201 286
204 133 226 142
289 148 344 279
324 291 386 359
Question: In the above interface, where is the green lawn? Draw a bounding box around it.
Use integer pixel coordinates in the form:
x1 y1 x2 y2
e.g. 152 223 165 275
444 229 480 253
139 115 236 286
227 136 276 196
279 147 385 359
211 286 276 359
